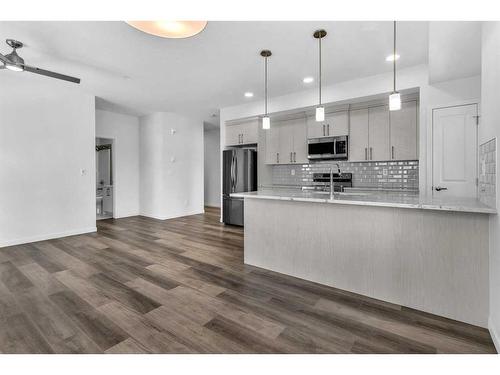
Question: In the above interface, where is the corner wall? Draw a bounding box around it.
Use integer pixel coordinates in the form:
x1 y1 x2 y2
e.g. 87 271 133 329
96 109 140 218
204 128 221 208
140 112 204 219
0 75 96 247
480 21 500 352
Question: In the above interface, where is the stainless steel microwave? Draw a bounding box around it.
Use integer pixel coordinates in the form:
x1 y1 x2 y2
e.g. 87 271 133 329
307 136 348 160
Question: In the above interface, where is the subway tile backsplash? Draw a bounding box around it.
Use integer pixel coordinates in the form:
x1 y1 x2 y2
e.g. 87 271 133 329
271 160 419 190
479 139 496 208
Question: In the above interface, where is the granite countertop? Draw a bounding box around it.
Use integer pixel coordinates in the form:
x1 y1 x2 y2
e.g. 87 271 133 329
231 189 497 214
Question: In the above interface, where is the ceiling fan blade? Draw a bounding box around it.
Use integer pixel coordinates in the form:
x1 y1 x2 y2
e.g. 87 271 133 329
23 65 81 84
0 52 10 64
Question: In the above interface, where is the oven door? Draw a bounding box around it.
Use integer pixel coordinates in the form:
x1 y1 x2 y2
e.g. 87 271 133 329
308 138 335 159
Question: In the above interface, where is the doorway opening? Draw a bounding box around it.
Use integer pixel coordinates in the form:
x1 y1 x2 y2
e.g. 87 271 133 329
96 137 114 220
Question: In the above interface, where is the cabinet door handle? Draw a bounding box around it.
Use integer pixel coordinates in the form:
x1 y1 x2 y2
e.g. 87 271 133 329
293 152 296 163
323 124 325 136
327 124 330 136
365 148 368 160
290 152 293 163
370 147 373 160
392 146 395 159
277 153 279 164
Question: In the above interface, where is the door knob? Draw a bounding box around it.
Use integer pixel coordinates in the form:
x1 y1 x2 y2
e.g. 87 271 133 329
435 186 448 191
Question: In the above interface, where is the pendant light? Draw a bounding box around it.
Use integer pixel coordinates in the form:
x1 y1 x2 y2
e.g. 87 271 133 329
261 50 272 130
389 21 401 111
314 29 327 122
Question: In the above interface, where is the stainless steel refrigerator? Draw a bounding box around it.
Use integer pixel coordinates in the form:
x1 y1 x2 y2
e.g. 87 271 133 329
222 149 257 226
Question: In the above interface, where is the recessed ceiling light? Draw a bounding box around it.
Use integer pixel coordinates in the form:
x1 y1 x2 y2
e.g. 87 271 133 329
303 77 314 83
244 92 254 98
386 53 400 62
125 21 207 39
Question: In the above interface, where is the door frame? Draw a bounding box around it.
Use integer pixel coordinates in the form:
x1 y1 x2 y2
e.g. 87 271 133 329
95 136 116 219
430 102 479 197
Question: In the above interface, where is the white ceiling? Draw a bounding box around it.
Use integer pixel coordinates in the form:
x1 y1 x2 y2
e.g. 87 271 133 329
428 21 481 84
0 21 429 124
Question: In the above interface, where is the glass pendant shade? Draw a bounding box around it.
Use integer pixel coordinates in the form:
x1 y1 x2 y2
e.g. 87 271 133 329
315 106 325 122
126 21 207 39
262 116 270 130
389 92 401 111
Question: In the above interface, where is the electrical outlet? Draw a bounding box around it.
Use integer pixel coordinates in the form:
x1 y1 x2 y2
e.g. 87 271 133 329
291 169 295 176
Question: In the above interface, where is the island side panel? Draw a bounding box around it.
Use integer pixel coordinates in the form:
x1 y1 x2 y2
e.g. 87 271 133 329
243 198 489 327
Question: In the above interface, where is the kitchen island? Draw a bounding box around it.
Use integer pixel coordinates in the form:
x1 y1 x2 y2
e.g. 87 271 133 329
231 189 496 327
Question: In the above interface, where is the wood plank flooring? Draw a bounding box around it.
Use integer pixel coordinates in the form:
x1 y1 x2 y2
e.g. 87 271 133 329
0 207 496 354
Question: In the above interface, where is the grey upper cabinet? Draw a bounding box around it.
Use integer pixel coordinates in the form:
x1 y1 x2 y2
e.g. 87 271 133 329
390 100 418 160
368 105 390 161
349 108 369 161
265 117 307 164
225 120 258 146
307 111 348 138
349 104 416 162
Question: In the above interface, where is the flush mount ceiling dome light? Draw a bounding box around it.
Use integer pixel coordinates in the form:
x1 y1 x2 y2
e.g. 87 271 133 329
126 21 208 38
261 50 272 130
314 29 327 122
389 21 401 111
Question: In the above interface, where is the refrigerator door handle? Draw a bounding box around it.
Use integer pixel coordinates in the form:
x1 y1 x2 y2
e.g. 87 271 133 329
230 153 235 192
234 155 238 190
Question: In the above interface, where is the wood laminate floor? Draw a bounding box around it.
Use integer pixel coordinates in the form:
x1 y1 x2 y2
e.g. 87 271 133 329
0 207 496 354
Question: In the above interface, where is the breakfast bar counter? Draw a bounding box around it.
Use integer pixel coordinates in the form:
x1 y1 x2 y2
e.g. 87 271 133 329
231 189 494 328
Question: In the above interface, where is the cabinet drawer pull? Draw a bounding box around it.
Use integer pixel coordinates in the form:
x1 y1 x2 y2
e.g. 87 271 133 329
392 146 395 159
370 147 373 160
365 148 368 160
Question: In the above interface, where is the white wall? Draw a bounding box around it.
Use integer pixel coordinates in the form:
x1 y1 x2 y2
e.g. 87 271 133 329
0 75 95 247
480 21 500 351
140 112 204 219
96 110 140 218
204 128 221 207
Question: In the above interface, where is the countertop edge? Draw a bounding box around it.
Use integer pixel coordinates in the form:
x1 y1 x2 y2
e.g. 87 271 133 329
230 192 497 215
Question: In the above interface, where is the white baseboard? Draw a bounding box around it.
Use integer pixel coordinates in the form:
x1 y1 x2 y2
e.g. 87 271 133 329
0 227 97 248
489 316 500 353
140 209 204 221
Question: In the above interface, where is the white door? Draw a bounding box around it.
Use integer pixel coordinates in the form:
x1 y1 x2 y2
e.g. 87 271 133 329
326 111 349 136
291 118 308 163
279 122 294 164
225 125 240 146
432 104 478 197
390 101 418 160
265 125 280 164
368 105 390 161
240 120 258 144
349 108 369 161
306 116 325 138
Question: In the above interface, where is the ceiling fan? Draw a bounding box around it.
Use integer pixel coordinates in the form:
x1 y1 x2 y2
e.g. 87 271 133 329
0 39 80 84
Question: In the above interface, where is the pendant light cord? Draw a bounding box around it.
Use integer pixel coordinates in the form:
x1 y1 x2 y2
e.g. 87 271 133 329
393 20 397 93
265 56 268 115
319 36 322 106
